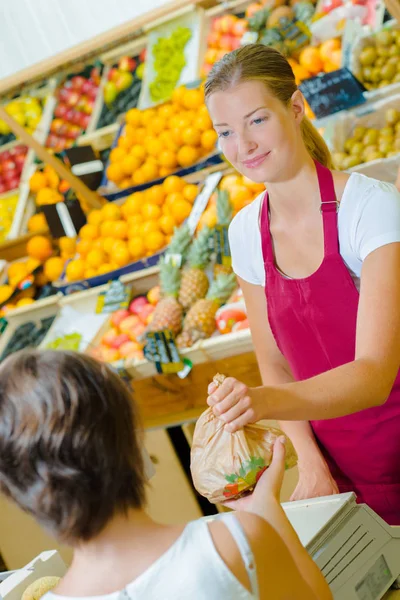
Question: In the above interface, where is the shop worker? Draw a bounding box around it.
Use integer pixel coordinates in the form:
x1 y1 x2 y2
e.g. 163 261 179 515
206 44 400 525
0 350 331 600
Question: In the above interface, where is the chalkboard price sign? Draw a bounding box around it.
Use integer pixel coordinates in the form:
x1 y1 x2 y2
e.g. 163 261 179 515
300 68 366 120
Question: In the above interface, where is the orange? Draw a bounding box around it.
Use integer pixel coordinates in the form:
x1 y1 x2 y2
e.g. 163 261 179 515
159 214 175 235
28 212 48 232
16 298 35 308
100 220 114 237
127 214 143 227
128 237 145 260
36 188 63 206
144 231 166 252
109 147 126 163
171 128 184 146
132 168 147 186
8 262 28 282
110 220 128 239
159 131 179 152
230 185 253 210
158 104 176 120
163 175 185 194
90 238 104 251
111 243 131 267
331 49 342 68
183 184 198 203
43 166 60 189
97 263 114 275
26 235 53 262
117 135 134 152
59 236 76 255
131 145 147 163
141 162 159 182
141 203 161 221
86 249 106 269
128 223 142 238
201 130 218 151
299 47 323 75
182 88 203 110
44 256 65 281
159 167 175 178
177 146 199 167
101 203 121 221
145 137 164 157
323 61 338 73
292 63 311 83
170 199 192 224
125 124 138 141
141 109 157 126
126 108 142 127
79 223 99 241
30 171 48 193
193 113 212 132
182 127 201 146
141 221 160 236
122 154 142 176
87 209 103 226
76 239 92 257
158 150 178 169
162 203 172 216
166 191 185 206
172 86 186 107
103 237 116 255
319 38 341 63
148 116 167 135
84 267 98 279
107 163 124 183
122 193 144 216
65 259 85 282
169 114 181 129
120 178 133 189
145 185 165 206
135 127 147 139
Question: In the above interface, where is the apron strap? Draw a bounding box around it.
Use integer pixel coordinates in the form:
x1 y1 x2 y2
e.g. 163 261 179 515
260 190 274 265
315 161 339 256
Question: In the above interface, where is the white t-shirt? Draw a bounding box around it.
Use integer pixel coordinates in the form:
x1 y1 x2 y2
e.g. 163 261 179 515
229 173 400 291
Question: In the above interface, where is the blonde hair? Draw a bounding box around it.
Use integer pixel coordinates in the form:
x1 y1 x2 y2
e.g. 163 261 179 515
205 44 332 169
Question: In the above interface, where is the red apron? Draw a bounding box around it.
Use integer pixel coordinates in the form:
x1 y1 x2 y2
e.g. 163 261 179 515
260 161 400 524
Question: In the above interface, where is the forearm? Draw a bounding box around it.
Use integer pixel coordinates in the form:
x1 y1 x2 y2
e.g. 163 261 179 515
257 358 392 421
255 498 332 600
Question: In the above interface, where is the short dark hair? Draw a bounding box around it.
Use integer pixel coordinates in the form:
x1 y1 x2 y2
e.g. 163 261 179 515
0 350 145 542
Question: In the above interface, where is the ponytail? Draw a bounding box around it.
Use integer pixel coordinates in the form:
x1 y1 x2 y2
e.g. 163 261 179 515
300 117 332 169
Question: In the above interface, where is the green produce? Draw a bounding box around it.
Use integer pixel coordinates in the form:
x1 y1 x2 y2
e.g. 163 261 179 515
149 26 192 103
46 332 82 351
358 27 400 90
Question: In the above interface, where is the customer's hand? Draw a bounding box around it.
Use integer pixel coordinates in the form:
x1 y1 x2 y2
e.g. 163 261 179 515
223 437 286 512
290 464 339 502
207 377 264 432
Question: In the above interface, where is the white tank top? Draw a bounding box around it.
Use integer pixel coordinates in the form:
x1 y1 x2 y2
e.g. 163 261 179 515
45 513 259 600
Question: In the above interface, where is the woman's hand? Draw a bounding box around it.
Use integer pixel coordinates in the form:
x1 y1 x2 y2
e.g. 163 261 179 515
290 464 339 502
223 437 286 512
207 377 265 432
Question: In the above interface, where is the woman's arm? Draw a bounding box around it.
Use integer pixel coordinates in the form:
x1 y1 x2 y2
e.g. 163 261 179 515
209 244 400 429
235 277 338 499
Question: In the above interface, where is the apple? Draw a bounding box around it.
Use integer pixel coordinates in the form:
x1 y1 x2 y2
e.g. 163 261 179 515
90 67 101 84
230 37 242 50
118 56 137 72
64 108 75 122
233 18 248 37
66 91 80 107
0 151 11 162
66 125 81 140
207 31 221 48
138 304 155 325
205 48 219 65
218 15 238 33
101 347 120 363
232 319 249 332
147 285 160 306
70 110 82 126
219 35 236 51
119 315 141 333
2 159 16 172
115 71 134 92
127 322 146 341
78 113 91 129
104 81 118 105
87 86 98 101
129 296 148 315
58 88 70 103
5 177 20 191
125 349 144 362
139 48 147 63
110 309 130 328
111 333 131 350
71 76 86 90
119 340 142 358
102 327 119 346
14 154 26 168
0 182 8 194
82 98 95 115
50 118 64 134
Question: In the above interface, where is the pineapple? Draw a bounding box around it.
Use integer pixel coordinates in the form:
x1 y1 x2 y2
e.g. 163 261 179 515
177 273 237 347
178 226 212 311
166 222 192 262
148 259 183 336
214 189 233 279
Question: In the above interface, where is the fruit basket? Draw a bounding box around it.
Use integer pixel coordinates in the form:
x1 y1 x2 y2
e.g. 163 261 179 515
138 8 207 110
350 22 400 97
327 92 400 179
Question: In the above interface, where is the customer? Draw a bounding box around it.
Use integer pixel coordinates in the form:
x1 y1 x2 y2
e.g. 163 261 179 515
0 350 331 600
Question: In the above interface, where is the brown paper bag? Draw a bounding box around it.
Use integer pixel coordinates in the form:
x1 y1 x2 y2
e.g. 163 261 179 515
190 375 298 504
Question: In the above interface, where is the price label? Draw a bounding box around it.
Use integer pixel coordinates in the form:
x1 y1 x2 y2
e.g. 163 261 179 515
0 317 7 335
279 19 311 53
214 224 231 267
300 68 366 120
187 171 223 234
144 330 184 374
96 280 131 314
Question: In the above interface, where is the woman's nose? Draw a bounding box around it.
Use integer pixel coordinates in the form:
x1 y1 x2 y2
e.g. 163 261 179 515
237 134 257 157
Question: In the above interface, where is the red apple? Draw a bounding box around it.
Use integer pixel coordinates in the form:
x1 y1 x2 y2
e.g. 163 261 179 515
5 177 20 191
58 88 70 103
87 86 98 101
233 18 248 37
207 31 221 48
127 322 146 340
65 125 81 140
218 15 238 34
66 91 80 107
129 296 148 315
119 340 142 358
0 182 8 194
119 315 141 333
2 159 16 172
71 76 86 90
138 304 155 325
81 79 94 94
219 35 236 51
118 56 137 72
14 154 26 169
139 48 147 63
110 309 130 328
111 333 131 350
64 108 75 122
205 48 219 65
232 318 249 332
102 327 119 346
0 151 11 162
108 68 119 82
230 37 242 50
78 113 91 129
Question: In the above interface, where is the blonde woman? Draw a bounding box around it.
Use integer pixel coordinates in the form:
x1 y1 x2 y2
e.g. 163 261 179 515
206 44 400 525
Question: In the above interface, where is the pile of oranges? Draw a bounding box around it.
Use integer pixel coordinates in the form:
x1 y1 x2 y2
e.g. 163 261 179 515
106 86 218 189
65 175 198 282
289 39 342 84
198 172 265 230
29 166 70 206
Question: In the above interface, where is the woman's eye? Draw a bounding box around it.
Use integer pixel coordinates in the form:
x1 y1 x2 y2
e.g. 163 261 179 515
253 117 267 125
218 130 231 138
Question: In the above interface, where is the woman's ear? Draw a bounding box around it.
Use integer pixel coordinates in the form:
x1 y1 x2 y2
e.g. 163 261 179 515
291 90 305 124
